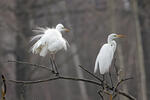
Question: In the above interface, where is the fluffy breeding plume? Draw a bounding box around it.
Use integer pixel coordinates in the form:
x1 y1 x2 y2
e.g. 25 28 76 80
94 33 125 74
30 24 70 57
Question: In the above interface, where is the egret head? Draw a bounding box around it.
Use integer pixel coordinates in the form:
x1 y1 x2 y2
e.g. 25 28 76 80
108 33 125 43
108 33 125 39
56 24 70 32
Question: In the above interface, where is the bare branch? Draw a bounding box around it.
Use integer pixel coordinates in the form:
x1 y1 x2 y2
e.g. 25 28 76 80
6 61 136 100
97 90 104 100
79 65 102 82
118 91 136 100
115 77 133 90
8 76 101 86
79 65 112 91
8 60 53 72
8 75 135 100
78 66 136 100
1 75 6 100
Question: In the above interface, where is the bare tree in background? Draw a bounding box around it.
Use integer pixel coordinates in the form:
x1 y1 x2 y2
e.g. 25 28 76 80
138 0 150 98
0 0 17 99
0 0 149 100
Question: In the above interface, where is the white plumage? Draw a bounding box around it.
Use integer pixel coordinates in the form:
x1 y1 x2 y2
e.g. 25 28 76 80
94 33 125 74
30 24 69 57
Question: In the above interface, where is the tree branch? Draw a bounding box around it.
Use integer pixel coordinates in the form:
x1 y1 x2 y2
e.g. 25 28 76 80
115 77 133 90
7 60 136 100
8 76 101 86
8 75 135 100
79 65 102 82
8 60 53 72
79 65 111 89
118 91 136 100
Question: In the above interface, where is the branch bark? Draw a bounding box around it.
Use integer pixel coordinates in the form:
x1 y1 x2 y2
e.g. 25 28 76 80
7 60 136 100
8 76 101 86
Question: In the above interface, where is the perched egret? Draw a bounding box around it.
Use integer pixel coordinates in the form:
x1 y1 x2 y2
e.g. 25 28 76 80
94 33 125 84
30 24 70 75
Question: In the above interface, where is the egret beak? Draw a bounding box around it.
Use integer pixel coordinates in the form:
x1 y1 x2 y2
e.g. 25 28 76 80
116 34 126 38
64 28 70 32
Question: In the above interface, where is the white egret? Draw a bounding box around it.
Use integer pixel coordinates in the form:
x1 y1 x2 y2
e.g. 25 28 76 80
30 24 70 75
94 33 125 84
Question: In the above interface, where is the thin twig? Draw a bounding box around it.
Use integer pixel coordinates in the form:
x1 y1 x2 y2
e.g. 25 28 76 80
118 91 136 100
79 65 102 82
79 65 111 89
78 66 135 100
115 77 133 90
8 60 53 72
112 94 117 99
97 90 104 100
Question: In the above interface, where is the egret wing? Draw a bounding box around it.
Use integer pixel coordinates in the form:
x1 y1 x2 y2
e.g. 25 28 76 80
30 34 43 42
94 55 99 73
31 28 68 56
95 44 115 74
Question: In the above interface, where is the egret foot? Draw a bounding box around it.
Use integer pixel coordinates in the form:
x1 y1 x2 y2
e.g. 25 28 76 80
55 72 59 76
109 72 113 88
52 70 55 74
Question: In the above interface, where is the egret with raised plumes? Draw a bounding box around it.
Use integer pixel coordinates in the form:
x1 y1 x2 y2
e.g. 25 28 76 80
30 24 70 75
94 33 125 82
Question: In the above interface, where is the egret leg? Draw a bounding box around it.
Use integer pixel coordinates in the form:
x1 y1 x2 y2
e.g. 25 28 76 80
109 72 113 88
102 74 105 89
52 54 59 76
102 74 105 82
53 61 59 76
50 56 55 74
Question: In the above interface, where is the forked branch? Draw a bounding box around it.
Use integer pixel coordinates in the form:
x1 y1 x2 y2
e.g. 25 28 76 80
7 60 136 100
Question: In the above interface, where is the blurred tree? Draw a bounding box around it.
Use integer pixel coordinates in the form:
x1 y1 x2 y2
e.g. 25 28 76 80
0 0 149 100
0 0 17 99
138 0 150 98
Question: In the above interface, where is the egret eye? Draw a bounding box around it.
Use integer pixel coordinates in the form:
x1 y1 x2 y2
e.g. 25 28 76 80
114 35 117 37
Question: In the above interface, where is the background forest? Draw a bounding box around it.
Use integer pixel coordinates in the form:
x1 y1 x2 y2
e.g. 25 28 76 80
0 0 150 100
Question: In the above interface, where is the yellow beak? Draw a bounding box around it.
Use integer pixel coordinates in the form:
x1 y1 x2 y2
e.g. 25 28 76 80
116 34 126 38
64 28 70 32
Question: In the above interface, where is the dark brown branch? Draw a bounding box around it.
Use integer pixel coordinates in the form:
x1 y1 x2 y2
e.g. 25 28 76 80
1 75 6 94
7 60 135 100
8 75 135 100
8 76 101 86
8 60 53 72
1 75 6 100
